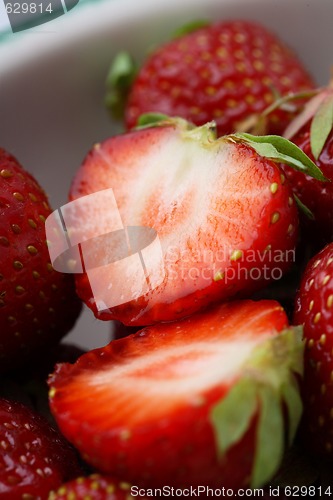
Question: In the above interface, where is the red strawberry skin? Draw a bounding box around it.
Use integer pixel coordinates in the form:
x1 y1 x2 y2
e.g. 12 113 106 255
48 300 302 489
125 21 314 135
283 128 333 245
0 397 81 499
70 122 298 326
294 243 333 455
49 474 139 500
0 148 82 372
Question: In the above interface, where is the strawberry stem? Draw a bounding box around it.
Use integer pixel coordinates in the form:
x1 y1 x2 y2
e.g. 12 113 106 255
172 19 210 38
293 194 315 220
262 89 319 118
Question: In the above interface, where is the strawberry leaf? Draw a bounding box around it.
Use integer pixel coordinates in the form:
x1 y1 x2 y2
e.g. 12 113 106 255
249 327 303 487
173 19 210 38
284 90 326 140
136 112 173 128
210 379 257 458
210 327 304 489
282 379 303 446
231 133 327 181
310 93 333 160
252 385 284 487
105 52 137 120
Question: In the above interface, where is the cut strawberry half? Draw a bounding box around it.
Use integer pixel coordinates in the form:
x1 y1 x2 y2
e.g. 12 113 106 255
49 300 303 489
69 118 323 326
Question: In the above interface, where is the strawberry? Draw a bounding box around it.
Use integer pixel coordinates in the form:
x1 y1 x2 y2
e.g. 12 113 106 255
68 118 323 326
282 86 333 246
48 300 303 489
49 474 139 500
115 20 315 136
0 397 81 499
294 242 333 456
0 148 82 372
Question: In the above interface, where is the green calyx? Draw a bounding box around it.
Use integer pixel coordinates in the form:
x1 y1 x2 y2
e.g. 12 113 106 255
283 88 333 160
210 326 304 488
310 92 333 160
172 19 210 38
229 132 326 219
104 20 209 121
230 132 327 181
136 112 176 129
105 51 137 120
136 114 217 144
183 121 217 143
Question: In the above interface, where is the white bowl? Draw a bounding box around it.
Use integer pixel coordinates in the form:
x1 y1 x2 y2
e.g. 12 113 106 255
0 0 332 349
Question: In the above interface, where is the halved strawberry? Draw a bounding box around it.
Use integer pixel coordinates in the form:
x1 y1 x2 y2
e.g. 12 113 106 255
49 474 138 500
48 300 303 489
69 118 323 326
115 20 315 136
294 243 333 456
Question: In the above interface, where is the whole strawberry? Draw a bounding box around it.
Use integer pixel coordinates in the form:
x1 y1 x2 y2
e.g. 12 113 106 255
0 397 81 499
49 474 139 500
282 87 333 245
49 300 303 489
0 148 82 372
120 20 314 135
294 243 333 456
69 117 322 326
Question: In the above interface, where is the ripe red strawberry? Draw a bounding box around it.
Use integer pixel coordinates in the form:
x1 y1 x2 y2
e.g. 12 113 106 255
294 242 333 456
119 20 315 135
69 118 323 326
0 397 81 499
48 300 303 489
49 474 139 500
0 148 82 372
282 86 333 245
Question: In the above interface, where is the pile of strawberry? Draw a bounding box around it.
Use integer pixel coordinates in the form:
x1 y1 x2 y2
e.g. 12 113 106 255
2 19 333 498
